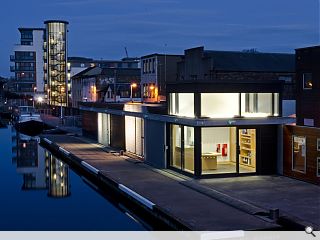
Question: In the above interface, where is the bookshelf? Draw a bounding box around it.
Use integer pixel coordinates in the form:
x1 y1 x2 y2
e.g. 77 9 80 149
239 129 256 169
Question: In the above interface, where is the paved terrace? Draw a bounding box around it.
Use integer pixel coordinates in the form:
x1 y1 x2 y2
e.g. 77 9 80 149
193 176 320 228
41 134 280 231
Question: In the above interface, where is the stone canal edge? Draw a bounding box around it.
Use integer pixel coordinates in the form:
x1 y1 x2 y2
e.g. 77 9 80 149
40 136 313 231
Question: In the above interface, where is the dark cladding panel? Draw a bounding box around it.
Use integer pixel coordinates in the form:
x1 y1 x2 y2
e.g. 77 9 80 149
257 125 278 175
82 111 97 140
110 114 125 150
145 119 166 168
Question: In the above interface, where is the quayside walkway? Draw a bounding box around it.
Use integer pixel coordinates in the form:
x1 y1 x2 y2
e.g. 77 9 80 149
40 134 280 231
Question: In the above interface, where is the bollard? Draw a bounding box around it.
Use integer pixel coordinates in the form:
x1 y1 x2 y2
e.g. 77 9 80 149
269 208 280 221
119 150 124 156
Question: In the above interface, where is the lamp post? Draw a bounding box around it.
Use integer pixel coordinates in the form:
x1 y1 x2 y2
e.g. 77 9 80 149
130 83 137 102
33 86 37 108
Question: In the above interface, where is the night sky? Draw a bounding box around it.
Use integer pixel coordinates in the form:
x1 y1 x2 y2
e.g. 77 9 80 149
0 0 318 77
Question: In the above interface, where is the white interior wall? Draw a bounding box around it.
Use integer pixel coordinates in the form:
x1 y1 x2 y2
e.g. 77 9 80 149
201 93 239 118
178 93 194 117
201 127 231 162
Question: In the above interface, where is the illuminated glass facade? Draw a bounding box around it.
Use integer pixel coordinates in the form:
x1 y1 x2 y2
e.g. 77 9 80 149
44 20 69 106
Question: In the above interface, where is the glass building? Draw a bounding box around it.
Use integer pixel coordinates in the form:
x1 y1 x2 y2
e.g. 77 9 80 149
44 20 69 106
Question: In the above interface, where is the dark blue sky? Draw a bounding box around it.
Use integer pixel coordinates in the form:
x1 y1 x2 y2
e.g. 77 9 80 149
1 0 318 77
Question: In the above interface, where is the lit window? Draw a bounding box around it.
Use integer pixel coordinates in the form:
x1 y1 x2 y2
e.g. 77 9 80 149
169 93 194 117
303 73 312 89
292 136 306 173
201 93 239 118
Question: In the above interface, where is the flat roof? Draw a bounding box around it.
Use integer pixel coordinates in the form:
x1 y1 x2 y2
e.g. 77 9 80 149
18 27 45 31
44 20 69 24
141 53 183 59
295 45 320 51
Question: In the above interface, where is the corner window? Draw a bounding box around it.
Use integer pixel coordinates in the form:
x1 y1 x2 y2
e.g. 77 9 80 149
303 73 312 90
292 136 306 173
241 93 273 117
169 93 194 118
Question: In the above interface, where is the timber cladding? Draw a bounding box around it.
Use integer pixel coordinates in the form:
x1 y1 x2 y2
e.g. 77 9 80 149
283 125 320 185
82 110 98 140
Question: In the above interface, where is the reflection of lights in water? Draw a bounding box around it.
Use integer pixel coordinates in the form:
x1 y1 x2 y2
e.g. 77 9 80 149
48 154 70 198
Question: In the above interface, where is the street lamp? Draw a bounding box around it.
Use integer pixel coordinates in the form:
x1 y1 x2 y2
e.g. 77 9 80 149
130 83 137 102
33 86 37 108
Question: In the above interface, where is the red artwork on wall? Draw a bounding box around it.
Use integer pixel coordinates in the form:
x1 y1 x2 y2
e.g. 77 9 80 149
222 144 228 156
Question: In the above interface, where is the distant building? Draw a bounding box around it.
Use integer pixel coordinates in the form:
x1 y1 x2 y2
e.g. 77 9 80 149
71 66 141 108
44 20 69 107
10 28 45 95
140 54 182 103
67 57 140 105
0 76 6 102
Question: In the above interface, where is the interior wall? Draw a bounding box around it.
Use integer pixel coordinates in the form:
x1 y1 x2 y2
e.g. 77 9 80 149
201 93 239 118
201 127 231 162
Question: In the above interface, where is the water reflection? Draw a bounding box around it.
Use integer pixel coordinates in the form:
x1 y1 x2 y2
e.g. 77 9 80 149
15 132 70 197
48 154 70 198
0 124 146 230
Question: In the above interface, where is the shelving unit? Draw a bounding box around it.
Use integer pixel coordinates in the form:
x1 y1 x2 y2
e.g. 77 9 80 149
239 129 256 169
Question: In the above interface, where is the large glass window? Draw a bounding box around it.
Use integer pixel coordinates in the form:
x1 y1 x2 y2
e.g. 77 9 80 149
169 93 194 117
292 136 306 173
171 125 182 169
201 93 239 118
274 93 279 116
201 127 237 174
241 93 273 117
183 126 194 173
170 125 194 173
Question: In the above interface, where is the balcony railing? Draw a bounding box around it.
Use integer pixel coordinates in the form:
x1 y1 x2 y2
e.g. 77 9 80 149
10 66 15 72
10 55 15 61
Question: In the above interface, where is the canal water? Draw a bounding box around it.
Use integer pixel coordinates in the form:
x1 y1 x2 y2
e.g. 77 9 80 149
0 125 145 230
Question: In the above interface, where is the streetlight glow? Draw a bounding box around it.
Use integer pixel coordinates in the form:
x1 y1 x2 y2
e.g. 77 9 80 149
37 97 43 103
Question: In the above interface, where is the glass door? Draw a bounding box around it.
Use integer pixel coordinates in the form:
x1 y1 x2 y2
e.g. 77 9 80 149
170 125 195 174
238 128 256 173
171 125 182 169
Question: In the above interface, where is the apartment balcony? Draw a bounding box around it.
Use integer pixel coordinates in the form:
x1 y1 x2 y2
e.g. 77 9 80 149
10 55 15 61
14 66 35 72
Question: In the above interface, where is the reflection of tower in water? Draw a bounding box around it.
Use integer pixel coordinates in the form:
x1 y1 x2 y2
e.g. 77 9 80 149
48 154 70 198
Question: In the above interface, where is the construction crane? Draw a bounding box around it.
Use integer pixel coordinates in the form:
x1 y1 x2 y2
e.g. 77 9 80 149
124 47 129 58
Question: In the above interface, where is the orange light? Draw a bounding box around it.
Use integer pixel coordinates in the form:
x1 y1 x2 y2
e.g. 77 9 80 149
149 85 155 90
131 83 137 88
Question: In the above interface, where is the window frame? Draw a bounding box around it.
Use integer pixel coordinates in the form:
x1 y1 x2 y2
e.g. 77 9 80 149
292 135 307 174
317 138 320 152
317 157 320 177
303 73 313 90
